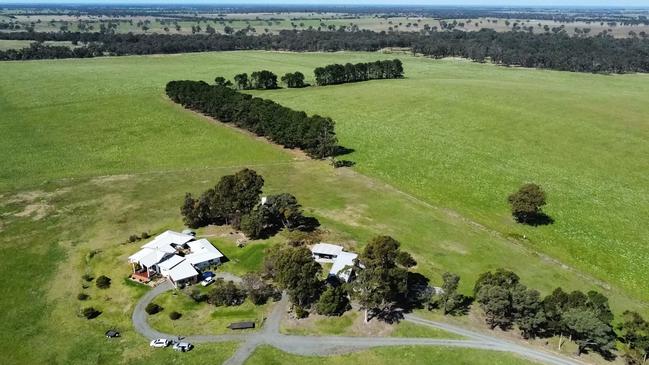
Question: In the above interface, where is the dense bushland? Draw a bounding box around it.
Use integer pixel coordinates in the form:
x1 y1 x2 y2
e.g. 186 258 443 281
165 80 337 158
2 29 649 73
314 59 403 86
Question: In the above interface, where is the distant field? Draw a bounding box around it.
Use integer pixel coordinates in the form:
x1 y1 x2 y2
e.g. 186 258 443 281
0 39 76 50
1 51 647 364
2 11 647 37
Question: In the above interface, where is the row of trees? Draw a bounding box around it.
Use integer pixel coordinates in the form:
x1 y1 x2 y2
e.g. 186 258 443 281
180 169 319 239
314 59 404 86
2 29 649 73
166 80 338 158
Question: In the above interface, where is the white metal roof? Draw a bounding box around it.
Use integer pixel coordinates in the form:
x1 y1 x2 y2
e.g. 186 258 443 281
157 254 185 271
330 251 358 282
185 239 224 265
311 243 344 256
141 230 195 250
139 249 171 268
168 260 199 281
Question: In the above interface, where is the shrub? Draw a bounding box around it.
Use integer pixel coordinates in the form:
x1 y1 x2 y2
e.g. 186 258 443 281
145 303 162 315
169 311 182 320
95 275 111 289
82 307 101 319
77 293 89 301
294 305 309 319
128 234 140 243
82 274 94 282
141 231 150 239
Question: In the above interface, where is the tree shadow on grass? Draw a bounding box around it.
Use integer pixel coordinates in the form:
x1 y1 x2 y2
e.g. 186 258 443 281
514 212 554 226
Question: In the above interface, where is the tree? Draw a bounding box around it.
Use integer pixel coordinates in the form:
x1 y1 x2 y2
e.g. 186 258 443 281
234 73 249 89
264 246 323 308
250 70 278 89
181 192 203 228
241 272 277 305
476 284 513 329
95 275 111 289
208 280 247 306
281 71 306 88
145 302 162 315
316 285 350 316
212 169 264 225
617 311 649 364
353 236 412 322
511 284 546 339
507 183 548 224
436 272 463 315
214 76 232 87
562 309 616 356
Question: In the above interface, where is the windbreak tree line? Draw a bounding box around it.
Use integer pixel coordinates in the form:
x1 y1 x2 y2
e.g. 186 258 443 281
2 29 649 73
166 80 338 158
233 70 278 90
314 59 403 86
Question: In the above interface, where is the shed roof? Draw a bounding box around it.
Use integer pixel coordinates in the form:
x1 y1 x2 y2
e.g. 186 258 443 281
330 251 358 282
311 243 344 256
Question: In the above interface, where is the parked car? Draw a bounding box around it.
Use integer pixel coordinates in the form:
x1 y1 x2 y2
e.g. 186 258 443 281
105 330 120 338
173 342 193 352
200 276 215 286
149 338 171 348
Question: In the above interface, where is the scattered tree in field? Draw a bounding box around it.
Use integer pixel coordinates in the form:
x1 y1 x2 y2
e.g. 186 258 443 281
95 275 111 289
281 71 306 88
507 183 549 225
241 272 278 305
208 280 247 306
264 246 322 308
316 285 350 316
145 303 162 315
353 236 412 322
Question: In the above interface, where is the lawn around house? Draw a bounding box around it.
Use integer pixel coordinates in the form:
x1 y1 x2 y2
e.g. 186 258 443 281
147 290 271 335
1 51 648 364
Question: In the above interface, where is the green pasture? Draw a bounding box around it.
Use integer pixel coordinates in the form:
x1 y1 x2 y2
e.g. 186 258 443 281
1 51 647 364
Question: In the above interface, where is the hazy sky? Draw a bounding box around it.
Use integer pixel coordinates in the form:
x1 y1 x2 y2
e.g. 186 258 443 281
2 0 649 7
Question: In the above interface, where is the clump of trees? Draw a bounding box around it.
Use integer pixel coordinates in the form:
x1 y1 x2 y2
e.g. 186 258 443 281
166 80 338 158
181 169 264 228
281 71 306 88
233 70 278 89
180 169 319 240
208 279 247 306
508 183 550 225
314 59 404 86
352 235 416 322
264 246 323 313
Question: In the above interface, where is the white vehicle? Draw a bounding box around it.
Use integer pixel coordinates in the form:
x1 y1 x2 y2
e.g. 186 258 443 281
200 276 215 286
149 338 171 348
173 342 193 352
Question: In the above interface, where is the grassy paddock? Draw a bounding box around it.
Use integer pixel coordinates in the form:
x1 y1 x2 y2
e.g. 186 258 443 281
1 51 647 364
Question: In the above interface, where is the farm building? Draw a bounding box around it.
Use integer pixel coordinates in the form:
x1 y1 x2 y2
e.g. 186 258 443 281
128 230 224 286
311 243 358 283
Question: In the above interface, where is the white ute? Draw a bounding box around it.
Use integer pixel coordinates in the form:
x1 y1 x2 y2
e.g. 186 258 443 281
149 338 171 348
